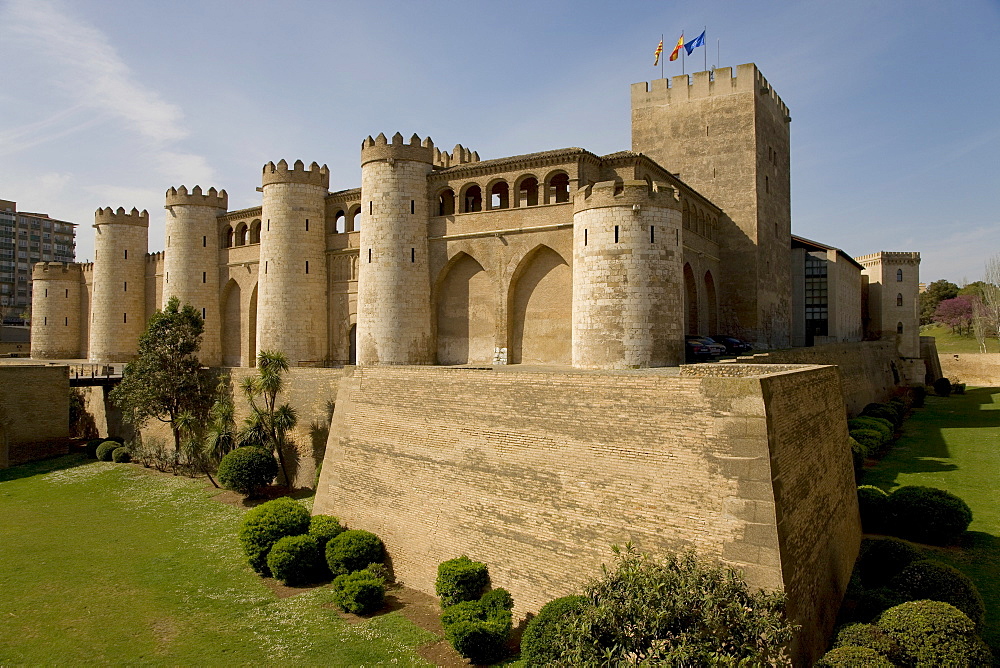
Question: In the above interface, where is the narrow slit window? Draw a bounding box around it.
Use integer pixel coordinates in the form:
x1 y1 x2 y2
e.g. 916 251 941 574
44 316 47 325
614 226 619 243
410 200 415 214
305 219 309 231
369 201 373 215
124 249 127 259
584 229 588 246
650 226 655 243
265 261 268 274
123 312 127 324
64 317 68 326
368 248 372 263
202 308 206 319
267 219 270 231
44 288 48 297
123 282 127 292
202 272 206 283
166 272 169 283
65 289 68 298
305 261 309 274
202 235 207 247
411 248 415 263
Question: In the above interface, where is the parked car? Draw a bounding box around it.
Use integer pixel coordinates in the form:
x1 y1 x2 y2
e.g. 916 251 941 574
708 335 752 355
685 335 725 361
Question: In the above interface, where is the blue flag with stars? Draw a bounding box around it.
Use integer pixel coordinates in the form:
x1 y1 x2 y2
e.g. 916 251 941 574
684 30 706 55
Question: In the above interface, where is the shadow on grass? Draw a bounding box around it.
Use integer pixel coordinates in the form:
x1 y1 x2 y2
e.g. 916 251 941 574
0 453 92 483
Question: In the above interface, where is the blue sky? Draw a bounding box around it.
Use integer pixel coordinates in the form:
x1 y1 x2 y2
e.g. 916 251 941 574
1 0 997 283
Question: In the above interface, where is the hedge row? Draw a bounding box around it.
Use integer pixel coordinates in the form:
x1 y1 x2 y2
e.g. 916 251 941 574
858 485 973 545
436 557 513 664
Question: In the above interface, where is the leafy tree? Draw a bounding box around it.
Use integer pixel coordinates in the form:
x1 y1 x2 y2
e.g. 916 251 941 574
933 296 977 335
544 544 796 665
919 279 959 325
109 297 212 454
239 350 298 485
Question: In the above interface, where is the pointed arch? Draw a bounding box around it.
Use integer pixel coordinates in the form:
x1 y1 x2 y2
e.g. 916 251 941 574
684 263 699 335
248 283 258 367
436 251 496 364
221 279 242 366
508 245 571 365
704 270 718 334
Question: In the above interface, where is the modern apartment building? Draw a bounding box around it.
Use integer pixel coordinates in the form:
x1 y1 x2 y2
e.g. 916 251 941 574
0 199 76 323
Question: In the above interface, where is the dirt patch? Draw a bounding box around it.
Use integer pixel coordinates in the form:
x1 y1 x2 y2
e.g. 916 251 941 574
209 484 314 509
260 576 332 599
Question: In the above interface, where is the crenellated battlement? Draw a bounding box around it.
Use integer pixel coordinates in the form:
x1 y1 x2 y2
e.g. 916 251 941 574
573 179 679 214
361 132 436 166
261 160 330 188
432 143 480 168
94 206 149 227
855 251 921 266
31 261 84 279
165 185 229 209
146 251 164 263
631 63 789 119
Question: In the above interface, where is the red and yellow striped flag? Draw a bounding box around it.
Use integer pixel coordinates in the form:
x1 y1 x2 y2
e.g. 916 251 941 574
669 32 684 61
653 39 663 66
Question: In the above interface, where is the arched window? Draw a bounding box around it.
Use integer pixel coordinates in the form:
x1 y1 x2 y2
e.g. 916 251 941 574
236 224 248 246
897 322 904 334
250 220 261 244
489 181 509 210
223 226 234 248
896 293 903 307
517 177 539 207
333 210 345 233
546 172 570 203
438 189 455 216
896 268 903 282
462 185 482 213
348 206 361 231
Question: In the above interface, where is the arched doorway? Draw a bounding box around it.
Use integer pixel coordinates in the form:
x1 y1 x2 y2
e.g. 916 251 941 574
684 263 698 335
221 279 242 366
437 253 495 364
248 283 258 367
704 270 718 334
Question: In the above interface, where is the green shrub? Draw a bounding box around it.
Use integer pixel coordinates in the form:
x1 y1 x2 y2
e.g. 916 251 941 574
111 446 131 463
832 623 902 664
85 438 106 459
855 537 922 587
521 595 590 666
435 555 490 607
933 377 952 397
850 429 886 455
887 485 972 545
888 560 985 627
325 529 383 577
307 515 344 552
862 403 902 427
854 587 908 622
814 646 893 667
877 600 992 666
95 440 119 461
238 497 311 575
441 587 514 665
217 446 278 498
848 417 893 441
266 534 323 586
857 485 890 534
330 568 386 614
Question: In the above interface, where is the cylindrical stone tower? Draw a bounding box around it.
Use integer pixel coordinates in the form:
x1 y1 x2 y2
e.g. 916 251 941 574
30 262 83 359
89 207 148 362
257 160 330 364
357 132 434 365
572 180 684 368
163 185 227 366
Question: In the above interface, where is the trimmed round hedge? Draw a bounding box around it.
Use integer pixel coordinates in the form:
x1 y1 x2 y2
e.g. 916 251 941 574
877 600 991 666
832 623 902 664
520 595 589 666
266 534 323 586
111 446 131 463
238 496 311 575
856 485 890 534
308 515 344 552
218 446 278 498
435 555 490 608
856 537 922 586
815 645 893 667
95 440 120 461
848 417 893 441
325 529 384 577
888 560 985 627
85 438 106 459
887 485 972 545
850 429 885 456
441 588 514 665
933 377 952 397
331 568 386 614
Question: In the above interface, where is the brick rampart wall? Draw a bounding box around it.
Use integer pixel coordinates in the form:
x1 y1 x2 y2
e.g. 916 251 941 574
719 341 900 415
314 364 859 663
939 353 1000 387
0 365 70 467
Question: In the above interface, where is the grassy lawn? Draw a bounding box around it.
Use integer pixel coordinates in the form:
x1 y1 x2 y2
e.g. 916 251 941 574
921 323 998 353
0 456 435 665
863 387 1000 653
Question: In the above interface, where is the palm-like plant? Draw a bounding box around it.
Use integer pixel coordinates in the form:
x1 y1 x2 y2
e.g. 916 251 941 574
239 350 296 485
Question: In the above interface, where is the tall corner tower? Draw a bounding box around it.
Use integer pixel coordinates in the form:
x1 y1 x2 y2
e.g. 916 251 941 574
163 185 227 366
30 262 84 359
572 180 684 368
631 64 791 346
89 207 149 362
357 132 434 365
258 159 330 364
855 251 921 359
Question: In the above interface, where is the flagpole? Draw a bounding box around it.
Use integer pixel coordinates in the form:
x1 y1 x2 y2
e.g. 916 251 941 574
682 39 685 75
703 26 707 71
660 33 664 79
717 38 720 70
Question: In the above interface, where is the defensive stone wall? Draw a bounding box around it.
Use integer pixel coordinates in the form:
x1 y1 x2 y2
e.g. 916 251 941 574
938 352 1000 387
718 341 901 415
0 365 71 468
90 207 148 362
30 262 84 359
314 364 859 664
